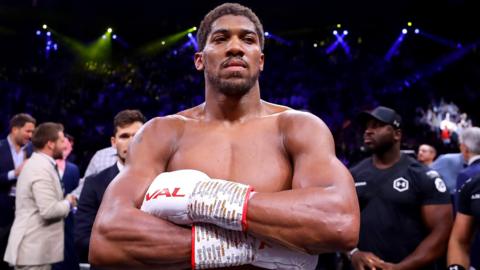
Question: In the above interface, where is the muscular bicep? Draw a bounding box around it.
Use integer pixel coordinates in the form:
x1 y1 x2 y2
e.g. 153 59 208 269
282 111 354 190
105 116 183 208
421 204 453 230
90 117 192 267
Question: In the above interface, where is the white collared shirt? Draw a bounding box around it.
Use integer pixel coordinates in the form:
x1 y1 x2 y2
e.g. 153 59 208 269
6 135 27 180
116 160 125 172
468 155 480 166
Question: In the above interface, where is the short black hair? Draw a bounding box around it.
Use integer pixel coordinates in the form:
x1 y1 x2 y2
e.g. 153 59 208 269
113 110 146 135
32 122 64 150
196 3 264 52
9 113 36 131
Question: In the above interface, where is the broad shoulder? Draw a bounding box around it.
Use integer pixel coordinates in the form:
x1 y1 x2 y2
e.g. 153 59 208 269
350 158 373 174
137 114 188 141
276 108 331 136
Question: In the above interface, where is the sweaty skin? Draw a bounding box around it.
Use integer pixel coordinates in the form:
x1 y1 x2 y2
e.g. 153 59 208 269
89 14 359 269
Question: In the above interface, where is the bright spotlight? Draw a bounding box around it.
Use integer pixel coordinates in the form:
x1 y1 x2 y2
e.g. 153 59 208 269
333 30 338 35
107 28 113 33
187 33 192 38
407 22 413 27
112 34 117 39
336 24 342 28
46 32 51 36
414 28 420 34
102 35 106 39
313 43 318 48
161 41 166 45
36 30 41 36
265 32 270 37
402 28 408 34
343 30 349 35
193 26 197 31
42 24 47 29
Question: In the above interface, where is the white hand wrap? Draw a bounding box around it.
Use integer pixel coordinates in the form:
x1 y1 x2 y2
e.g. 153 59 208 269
141 169 253 231
193 224 255 269
193 224 318 270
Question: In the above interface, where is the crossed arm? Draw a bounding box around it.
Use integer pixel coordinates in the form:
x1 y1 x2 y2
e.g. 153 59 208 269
247 112 359 253
89 113 360 268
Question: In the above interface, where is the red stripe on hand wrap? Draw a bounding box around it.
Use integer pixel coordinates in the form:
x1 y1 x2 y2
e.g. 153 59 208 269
241 187 254 232
191 225 195 270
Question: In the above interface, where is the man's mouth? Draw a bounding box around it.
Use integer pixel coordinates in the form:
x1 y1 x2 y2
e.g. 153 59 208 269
222 58 247 69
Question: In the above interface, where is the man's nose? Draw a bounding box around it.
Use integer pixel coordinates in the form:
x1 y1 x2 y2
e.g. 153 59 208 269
364 127 374 135
226 37 244 56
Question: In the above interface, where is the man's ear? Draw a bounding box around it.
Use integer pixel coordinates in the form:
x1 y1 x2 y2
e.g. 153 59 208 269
394 129 402 141
194 52 204 71
259 53 265 72
47 141 55 150
110 136 116 148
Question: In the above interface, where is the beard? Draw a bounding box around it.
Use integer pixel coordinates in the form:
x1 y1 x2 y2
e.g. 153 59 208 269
52 147 64 160
365 139 395 154
206 67 260 97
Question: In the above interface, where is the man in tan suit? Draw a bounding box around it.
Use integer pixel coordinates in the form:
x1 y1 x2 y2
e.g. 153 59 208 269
4 123 77 270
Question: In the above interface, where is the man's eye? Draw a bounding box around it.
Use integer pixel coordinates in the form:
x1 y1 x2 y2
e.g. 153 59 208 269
244 37 256 43
213 36 226 42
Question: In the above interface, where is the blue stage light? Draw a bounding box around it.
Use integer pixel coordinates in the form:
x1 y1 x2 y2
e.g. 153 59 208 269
333 30 338 35
402 29 408 34
414 28 420 34
36 30 41 36
187 33 192 38
46 32 51 36
265 32 270 37
53 44 58 50
343 30 349 36
112 34 117 40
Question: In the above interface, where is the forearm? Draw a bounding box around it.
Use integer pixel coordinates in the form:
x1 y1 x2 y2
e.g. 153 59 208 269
247 186 358 254
90 206 191 269
447 237 470 268
396 227 450 269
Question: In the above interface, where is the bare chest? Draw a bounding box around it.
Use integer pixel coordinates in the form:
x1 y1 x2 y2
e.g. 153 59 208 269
166 119 292 192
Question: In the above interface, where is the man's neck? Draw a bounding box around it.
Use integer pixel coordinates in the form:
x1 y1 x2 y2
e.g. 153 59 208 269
203 84 263 122
7 134 22 153
38 149 53 158
372 145 402 169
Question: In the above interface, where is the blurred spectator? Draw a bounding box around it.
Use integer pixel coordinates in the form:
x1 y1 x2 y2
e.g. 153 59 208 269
0 113 35 270
4 123 77 270
75 110 145 268
417 144 437 166
53 134 80 270
347 106 452 269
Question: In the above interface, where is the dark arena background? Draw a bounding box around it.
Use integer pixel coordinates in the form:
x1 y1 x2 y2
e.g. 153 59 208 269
1 0 479 171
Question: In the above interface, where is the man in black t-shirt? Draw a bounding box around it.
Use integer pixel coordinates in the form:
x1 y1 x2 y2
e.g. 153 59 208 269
447 175 480 270
348 106 453 270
